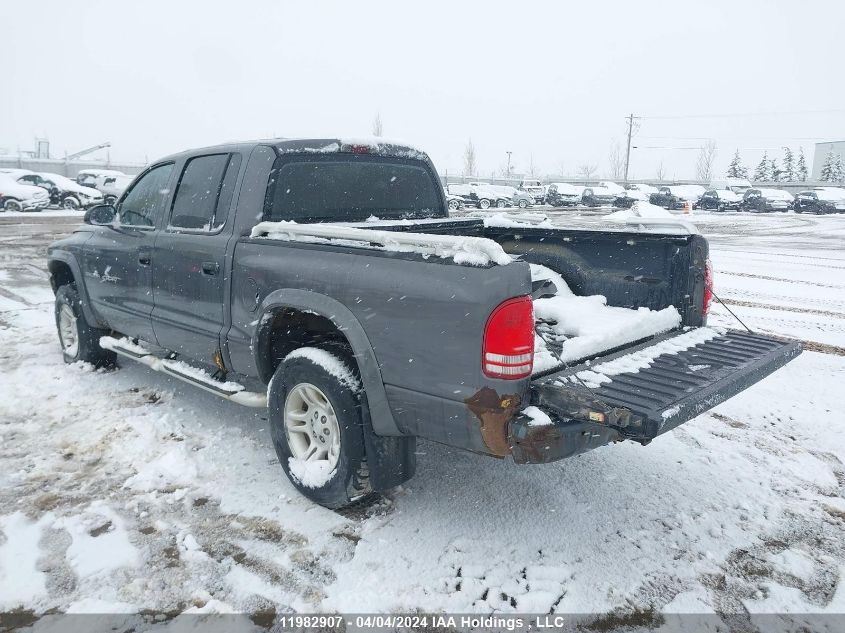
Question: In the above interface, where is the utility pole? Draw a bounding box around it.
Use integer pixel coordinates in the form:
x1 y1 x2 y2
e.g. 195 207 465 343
623 113 638 183
505 151 512 177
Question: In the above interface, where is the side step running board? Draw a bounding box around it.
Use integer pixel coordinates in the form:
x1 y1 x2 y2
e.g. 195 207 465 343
100 336 267 408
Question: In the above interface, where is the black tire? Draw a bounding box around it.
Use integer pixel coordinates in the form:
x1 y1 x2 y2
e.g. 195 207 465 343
62 196 81 210
54 284 116 367
268 348 370 509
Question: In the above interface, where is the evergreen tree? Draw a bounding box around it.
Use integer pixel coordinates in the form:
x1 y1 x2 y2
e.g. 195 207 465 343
726 150 748 179
834 154 844 183
781 147 795 181
820 150 836 182
796 148 808 181
753 151 770 182
770 159 781 182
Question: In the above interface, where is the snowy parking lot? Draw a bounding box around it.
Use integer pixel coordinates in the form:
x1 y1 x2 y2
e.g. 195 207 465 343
1 210 845 627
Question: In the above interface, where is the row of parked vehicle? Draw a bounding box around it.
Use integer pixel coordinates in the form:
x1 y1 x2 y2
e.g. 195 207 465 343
0 167 133 212
448 177 845 215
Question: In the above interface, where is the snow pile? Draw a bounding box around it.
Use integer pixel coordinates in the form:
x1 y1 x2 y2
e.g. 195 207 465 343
561 326 722 389
522 406 554 427
0 512 51 608
479 212 553 228
287 458 336 489
531 264 683 372
251 221 513 267
285 347 361 393
605 201 674 222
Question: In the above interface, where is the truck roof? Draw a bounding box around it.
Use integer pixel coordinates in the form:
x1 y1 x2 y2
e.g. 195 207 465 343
156 137 428 165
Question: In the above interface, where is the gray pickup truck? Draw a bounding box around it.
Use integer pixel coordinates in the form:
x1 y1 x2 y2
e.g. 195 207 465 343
47 138 800 508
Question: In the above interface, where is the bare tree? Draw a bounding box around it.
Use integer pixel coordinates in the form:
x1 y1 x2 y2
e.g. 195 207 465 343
463 139 476 176
372 113 383 137
695 140 717 182
576 163 598 180
608 141 624 180
655 161 666 181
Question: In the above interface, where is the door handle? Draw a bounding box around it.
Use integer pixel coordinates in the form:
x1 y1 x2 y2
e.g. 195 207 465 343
138 254 151 266
201 261 220 276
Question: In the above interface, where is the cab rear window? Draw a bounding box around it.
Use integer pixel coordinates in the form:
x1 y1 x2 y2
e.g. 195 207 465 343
264 155 442 223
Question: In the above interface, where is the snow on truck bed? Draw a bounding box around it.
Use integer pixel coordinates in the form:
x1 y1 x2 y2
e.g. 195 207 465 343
531 263 683 374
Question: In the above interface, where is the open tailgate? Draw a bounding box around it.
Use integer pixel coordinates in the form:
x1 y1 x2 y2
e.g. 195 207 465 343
514 330 801 463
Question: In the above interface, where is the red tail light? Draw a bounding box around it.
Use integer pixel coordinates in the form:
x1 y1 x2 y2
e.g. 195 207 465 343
703 258 714 317
483 296 534 379
347 144 371 154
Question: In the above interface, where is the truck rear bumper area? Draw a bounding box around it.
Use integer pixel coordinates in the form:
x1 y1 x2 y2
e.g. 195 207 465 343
510 329 801 464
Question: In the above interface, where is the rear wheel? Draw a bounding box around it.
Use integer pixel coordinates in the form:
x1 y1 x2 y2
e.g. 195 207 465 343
54 284 116 367
268 348 370 509
518 199 528 209
3 199 22 212
478 198 491 209
447 199 459 211
496 199 507 208
104 195 117 206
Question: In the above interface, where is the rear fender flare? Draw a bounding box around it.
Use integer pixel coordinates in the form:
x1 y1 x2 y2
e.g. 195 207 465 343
253 288 401 437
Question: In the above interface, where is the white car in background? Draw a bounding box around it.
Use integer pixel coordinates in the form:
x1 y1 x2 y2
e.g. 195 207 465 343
77 168 126 189
598 181 625 195
710 178 753 195
96 173 134 205
15 172 104 209
0 175 51 212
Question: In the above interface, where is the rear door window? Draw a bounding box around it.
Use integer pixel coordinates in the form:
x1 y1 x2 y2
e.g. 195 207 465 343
264 156 442 223
170 154 231 231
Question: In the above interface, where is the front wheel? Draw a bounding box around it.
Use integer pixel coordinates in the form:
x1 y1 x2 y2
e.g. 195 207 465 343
62 196 81 210
447 199 459 211
478 198 491 209
54 284 116 367
518 199 529 209
496 199 507 208
104 195 117 206
268 348 370 509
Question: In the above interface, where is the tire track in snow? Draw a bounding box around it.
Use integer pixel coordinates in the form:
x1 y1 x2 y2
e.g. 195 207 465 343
722 298 845 320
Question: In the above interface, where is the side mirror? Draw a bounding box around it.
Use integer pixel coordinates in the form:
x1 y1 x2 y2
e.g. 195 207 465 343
84 204 116 226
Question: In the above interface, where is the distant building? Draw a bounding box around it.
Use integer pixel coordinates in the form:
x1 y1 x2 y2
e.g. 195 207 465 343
812 140 845 180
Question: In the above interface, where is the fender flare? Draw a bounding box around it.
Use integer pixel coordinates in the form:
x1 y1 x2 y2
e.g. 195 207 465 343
47 253 101 327
252 288 402 437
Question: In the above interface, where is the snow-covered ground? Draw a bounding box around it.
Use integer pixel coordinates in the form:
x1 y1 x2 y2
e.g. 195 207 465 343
1 212 844 626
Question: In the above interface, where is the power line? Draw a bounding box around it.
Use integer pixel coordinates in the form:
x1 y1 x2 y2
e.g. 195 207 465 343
641 108 845 120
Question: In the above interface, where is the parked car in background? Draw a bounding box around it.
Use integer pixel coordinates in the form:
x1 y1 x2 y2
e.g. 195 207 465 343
447 183 509 210
545 183 582 206
649 185 703 211
77 169 126 189
581 186 617 207
0 175 51 212
710 178 753 194
598 181 625 195
518 180 546 204
15 172 105 209
741 188 793 212
615 183 659 209
792 188 845 214
696 189 742 211
96 173 134 205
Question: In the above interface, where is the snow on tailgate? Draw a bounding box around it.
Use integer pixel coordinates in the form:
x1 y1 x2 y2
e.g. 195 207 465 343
250 221 513 267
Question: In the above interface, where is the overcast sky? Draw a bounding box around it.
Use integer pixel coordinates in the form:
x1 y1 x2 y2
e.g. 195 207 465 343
2 0 843 180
